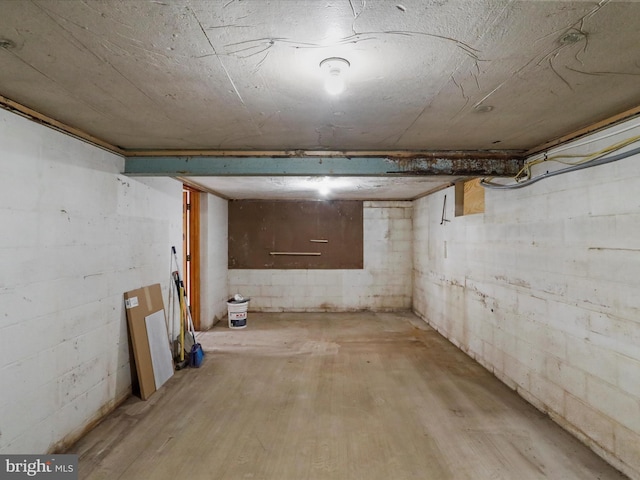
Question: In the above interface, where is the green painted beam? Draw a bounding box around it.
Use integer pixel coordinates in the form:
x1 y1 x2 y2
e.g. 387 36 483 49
124 155 523 177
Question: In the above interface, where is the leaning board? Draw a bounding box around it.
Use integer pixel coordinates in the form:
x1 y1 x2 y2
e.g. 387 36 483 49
145 310 174 389
124 283 173 400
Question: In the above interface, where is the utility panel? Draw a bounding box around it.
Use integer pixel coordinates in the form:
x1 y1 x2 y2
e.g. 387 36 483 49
228 200 363 269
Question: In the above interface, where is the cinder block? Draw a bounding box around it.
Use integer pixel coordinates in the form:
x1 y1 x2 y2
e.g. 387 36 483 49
260 284 281 297
517 338 547 375
564 393 615 453
481 341 502 372
247 270 269 286
0 378 57 449
587 375 640 434
528 371 565 414
305 270 333 285
269 271 292 286
545 356 587 399
1 109 183 455
387 208 406 219
519 318 567 360
324 282 344 298
616 354 640 398
292 295 314 309
613 424 640 479
589 177 640 217
502 353 531 391
0 323 25 368
589 312 640 355
587 247 640 285
0 354 48 408
1 414 55 454
563 215 615 247
606 213 640 250
566 337 618 384
543 299 590 338
57 355 106 405
229 270 250 285
363 208 385 220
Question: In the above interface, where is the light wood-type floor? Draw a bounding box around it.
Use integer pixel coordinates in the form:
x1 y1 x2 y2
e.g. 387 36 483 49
72 312 627 479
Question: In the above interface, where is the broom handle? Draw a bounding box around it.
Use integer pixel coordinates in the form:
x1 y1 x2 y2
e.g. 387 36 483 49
171 246 197 341
179 284 186 362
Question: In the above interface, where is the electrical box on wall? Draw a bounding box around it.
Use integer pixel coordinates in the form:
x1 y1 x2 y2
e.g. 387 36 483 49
455 178 485 216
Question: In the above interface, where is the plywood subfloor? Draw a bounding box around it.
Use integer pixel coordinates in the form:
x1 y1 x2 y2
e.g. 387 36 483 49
71 312 627 479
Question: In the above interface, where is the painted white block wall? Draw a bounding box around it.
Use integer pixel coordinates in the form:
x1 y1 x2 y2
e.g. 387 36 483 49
199 192 228 329
413 120 640 479
0 109 182 454
229 201 412 311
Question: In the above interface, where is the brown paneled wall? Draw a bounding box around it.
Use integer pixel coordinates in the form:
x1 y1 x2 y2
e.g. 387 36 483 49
229 200 363 269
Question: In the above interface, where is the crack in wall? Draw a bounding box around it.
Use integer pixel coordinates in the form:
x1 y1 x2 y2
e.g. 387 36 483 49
188 7 265 138
444 1 619 125
473 34 581 108
547 52 574 92
252 51 270 75
190 11 240 101
31 0 176 121
219 38 280 60
207 24 254 30
450 74 470 120
348 0 366 35
578 0 611 29
53 0 175 65
565 67 640 77
354 12 501 147
471 61 481 90
222 30 480 60
390 103 432 147
221 24 487 146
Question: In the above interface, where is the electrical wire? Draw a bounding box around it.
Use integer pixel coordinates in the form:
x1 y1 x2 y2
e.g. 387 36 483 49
536 118 640 156
481 134 640 190
481 144 640 190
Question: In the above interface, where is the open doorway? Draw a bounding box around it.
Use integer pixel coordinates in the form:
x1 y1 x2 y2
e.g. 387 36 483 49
183 185 200 330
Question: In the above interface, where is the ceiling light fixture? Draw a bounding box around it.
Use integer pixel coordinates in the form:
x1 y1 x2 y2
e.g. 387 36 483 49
0 38 16 50
474 105 494 113
320 57 350 95
560 31 586 44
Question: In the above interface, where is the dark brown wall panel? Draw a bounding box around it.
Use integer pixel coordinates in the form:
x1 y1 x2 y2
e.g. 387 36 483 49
229 200 363 269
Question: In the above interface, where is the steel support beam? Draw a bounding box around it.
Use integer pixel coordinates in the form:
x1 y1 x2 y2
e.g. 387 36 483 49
124 155 523 177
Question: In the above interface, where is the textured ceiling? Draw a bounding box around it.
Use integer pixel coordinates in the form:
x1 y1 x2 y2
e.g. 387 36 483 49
183 175 453 201
1 0 639 198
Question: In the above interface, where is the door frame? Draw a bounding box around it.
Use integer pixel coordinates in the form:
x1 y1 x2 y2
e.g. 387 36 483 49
183 185 201 330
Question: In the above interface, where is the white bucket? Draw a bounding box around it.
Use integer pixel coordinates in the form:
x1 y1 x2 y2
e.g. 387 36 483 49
227 300 249 329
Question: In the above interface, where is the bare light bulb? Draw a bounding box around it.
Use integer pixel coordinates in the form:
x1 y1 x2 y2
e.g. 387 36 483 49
325 70 345 95
320 57 350 96
317 176 332 196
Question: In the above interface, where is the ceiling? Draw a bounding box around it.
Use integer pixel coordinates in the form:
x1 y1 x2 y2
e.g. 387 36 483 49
1 0 639 199
184 175 456 201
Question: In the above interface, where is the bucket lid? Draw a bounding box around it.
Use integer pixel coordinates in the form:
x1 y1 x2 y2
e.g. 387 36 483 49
227 298 250 304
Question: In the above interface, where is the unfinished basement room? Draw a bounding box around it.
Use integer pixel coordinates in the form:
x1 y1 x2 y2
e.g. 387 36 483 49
1 1 639 479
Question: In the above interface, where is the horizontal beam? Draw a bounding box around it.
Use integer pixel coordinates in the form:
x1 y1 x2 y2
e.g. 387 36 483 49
0 95 124 155
124 156 523 177
124 149 524 158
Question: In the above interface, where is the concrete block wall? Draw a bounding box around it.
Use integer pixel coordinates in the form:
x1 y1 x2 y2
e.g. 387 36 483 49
412 119 640 479
228 201 412 311
199 192 228 329
0 109 182 454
